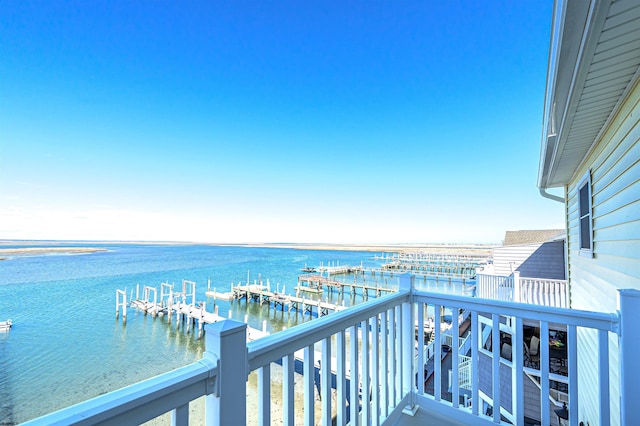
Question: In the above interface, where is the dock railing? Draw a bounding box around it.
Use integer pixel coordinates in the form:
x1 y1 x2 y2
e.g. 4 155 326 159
25 275 640 426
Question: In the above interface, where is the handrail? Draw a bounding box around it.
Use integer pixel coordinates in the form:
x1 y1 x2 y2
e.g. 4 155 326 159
476 273 569 308
247 290 409 370
414 289 619 332
23 358 218 426
23 281 637 426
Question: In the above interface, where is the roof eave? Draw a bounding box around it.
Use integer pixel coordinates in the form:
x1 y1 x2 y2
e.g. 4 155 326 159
538 0 612 190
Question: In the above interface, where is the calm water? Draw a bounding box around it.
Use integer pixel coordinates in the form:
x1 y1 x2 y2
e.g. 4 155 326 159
0 244 387 423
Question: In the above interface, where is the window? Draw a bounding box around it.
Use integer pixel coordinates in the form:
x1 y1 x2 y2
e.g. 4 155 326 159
578 171 593 257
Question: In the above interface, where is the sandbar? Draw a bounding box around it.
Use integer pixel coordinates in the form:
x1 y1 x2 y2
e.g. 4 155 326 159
0 247 107 259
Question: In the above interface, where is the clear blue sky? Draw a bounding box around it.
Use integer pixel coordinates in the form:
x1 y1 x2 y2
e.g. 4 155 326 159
0 1 563 244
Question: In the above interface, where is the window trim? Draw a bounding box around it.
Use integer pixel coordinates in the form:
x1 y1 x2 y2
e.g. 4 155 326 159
577 170 593 258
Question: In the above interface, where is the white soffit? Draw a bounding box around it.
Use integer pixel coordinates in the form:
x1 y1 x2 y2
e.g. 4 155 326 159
540 0 640 188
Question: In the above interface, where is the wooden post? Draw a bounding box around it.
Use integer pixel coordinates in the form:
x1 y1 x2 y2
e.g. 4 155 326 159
153 287 158 317
115 289 127 324
160 283 166 308
204 320 247 426
122 290 127 324
198 304 205 338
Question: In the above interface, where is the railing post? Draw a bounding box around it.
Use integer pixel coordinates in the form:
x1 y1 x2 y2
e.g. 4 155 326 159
618 289 640 425
513 271 521 303
399 274 418 415
204 320 247 426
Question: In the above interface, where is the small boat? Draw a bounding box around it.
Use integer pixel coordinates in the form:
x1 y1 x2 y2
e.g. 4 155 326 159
301 264 317 273
295 285 323 294
0 319 12 332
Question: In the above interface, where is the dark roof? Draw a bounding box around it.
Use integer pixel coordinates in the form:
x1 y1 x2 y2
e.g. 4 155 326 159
503 230 565 246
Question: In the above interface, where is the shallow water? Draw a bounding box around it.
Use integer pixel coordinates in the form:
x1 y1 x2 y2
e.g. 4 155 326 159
0 244 386 423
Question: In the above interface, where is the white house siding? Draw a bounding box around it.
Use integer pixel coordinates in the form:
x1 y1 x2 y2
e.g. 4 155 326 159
566 78 640 426
492 241 565 279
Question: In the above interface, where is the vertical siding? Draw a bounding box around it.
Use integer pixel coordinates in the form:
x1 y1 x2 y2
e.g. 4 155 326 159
567 78 640 426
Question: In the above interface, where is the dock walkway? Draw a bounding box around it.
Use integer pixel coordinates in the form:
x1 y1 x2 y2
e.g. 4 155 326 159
226 284 348 316
297 274 396 299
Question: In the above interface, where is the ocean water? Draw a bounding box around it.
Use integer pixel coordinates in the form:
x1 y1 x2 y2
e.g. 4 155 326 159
0 244 387 423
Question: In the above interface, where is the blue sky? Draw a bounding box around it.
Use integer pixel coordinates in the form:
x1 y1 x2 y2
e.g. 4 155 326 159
0 1 563 244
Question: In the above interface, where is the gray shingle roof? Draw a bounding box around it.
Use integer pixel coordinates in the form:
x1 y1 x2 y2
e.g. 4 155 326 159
503 229 565 246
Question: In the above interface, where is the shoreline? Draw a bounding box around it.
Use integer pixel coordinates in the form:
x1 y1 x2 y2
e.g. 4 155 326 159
0 241 498 257
220 242 498 256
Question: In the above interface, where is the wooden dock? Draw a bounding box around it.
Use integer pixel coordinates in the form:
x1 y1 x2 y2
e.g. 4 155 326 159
116 281 269 341
229 284 347 316
374 252 487 278
315 262 364 276
297 274 396 299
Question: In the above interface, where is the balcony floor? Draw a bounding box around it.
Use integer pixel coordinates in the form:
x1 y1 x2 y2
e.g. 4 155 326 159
392 407 467 426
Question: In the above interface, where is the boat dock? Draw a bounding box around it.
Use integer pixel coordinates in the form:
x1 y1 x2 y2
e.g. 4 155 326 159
227 284 348 316
115 280 269 341
374 252 488 278
315 261 364 276
297 274 396 299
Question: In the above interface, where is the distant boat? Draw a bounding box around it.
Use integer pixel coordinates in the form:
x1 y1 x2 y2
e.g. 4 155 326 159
0 319 12 332
301 264 317 273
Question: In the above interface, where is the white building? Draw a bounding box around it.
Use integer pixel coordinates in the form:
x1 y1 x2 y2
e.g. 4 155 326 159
538 0 640 424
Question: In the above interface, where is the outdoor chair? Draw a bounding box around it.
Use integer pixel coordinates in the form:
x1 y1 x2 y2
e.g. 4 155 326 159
529 335 540 369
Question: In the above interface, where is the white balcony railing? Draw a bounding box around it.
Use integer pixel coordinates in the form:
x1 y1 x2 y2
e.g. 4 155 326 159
476 271 569 308
25 275 639 425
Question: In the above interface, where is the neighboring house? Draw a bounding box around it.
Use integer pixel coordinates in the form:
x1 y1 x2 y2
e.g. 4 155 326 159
477 230 568 308
538 1 640 425
494 230 566 280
